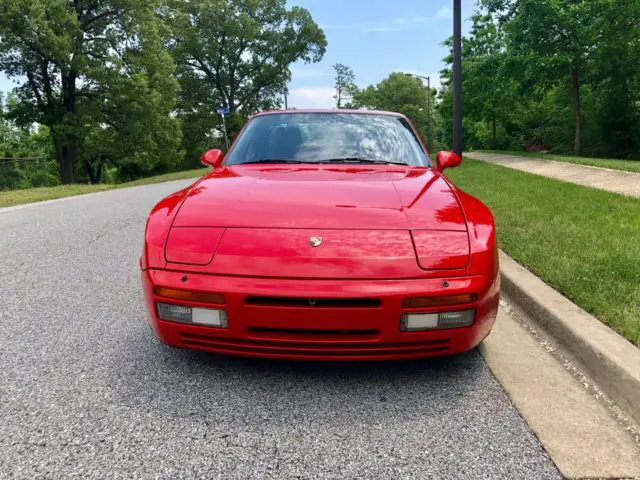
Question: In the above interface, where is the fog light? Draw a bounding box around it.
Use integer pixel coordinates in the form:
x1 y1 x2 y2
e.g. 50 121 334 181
192 308 227 327
401 313 439 331
157 302 227 328
401 309 475 331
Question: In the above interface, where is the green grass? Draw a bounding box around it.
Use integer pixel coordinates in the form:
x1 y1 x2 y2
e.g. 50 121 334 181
448 159 640 346
0 168 208 208
477 150 640 174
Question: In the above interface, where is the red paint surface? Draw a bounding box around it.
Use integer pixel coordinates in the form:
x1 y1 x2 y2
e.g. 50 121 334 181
141 110 499 360
436 150 462 171
142 269 499 361
412 230 470 270
172 166 466 231
165 227 225 265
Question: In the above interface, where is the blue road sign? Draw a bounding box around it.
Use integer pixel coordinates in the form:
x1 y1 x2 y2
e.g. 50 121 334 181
216 107 230 115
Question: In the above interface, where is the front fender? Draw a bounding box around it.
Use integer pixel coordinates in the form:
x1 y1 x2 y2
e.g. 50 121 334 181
450 185 499 278
140 187 192 270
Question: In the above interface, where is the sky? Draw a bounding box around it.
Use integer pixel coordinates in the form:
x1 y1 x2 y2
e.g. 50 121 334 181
0 0 477 108
286 0 476 108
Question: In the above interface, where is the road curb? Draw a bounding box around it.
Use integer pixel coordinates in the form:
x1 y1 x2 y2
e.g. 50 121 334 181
498 250 640 426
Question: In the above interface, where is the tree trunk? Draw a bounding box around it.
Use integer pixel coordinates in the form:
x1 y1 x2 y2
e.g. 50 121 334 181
492 115 497 150
50 71 80 184
96 162 105 184
52 132 77 184
571 63 582 155
85 159 105 184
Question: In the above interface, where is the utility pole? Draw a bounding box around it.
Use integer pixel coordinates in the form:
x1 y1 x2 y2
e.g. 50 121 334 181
403 73 433 151
426 75 432 152
453 0 463 156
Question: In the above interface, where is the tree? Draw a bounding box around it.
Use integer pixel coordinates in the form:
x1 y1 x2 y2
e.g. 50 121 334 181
0 91 54 189
168 0 326 161
0 0 181 183
590 0 640 158
479 0 598 154
354 73 434 146
77 17 183 183
333 63 358 109
435 1 640 159
515 0 596 154
439 13 520 151
464 14 510 149
0 91 9 146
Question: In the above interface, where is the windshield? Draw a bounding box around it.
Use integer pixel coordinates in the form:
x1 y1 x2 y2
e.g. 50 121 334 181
225 113 430 167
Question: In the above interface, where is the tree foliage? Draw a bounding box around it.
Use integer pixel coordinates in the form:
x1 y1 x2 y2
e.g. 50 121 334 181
168 0 326 165
0 0 182 184
354 73 437 150
440 0 640 159
333 63 358 109
0 0 326 185
0 92 54 190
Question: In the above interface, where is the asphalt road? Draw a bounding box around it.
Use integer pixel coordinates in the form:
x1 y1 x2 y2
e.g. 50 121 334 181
0 181 561 479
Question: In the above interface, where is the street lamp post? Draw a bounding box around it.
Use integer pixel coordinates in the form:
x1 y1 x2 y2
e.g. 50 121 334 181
404 1 462 154
453 0 463 156
404 73 433 152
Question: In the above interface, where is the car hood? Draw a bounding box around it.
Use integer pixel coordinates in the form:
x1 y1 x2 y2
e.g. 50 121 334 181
173 165 467 231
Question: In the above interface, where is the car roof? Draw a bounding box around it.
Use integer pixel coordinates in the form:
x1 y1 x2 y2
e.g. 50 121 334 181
252 109 405 118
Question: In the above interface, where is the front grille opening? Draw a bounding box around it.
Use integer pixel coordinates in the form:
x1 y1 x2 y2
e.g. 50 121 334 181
178 332 451 357
245 296 381 308
247 327 380 337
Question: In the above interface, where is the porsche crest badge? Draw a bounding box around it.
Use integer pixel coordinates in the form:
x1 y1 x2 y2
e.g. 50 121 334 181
309 236 323 247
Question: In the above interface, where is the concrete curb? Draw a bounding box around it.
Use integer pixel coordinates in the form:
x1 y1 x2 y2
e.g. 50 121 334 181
498 250 640 426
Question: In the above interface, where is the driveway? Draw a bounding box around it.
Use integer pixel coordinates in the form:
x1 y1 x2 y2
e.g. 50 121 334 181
0 181 560 478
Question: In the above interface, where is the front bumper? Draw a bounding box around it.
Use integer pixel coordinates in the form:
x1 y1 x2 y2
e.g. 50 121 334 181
141 269 500 361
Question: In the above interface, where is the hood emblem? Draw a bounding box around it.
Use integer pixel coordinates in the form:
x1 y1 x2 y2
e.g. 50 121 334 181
309 236 323 247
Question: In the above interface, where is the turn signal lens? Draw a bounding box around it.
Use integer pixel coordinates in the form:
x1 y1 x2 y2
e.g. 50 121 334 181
154 287 225 305
437 310 475 329
402 294 477 309
157 303 192 323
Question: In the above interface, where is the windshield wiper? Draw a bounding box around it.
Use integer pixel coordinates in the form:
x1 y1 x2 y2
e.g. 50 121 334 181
241 159 308 165
316 157 407 166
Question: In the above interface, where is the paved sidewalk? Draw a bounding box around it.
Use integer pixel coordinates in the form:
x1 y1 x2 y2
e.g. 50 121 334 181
467 152 640 198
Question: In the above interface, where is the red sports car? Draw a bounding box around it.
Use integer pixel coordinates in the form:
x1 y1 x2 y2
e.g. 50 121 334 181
141 110 499 360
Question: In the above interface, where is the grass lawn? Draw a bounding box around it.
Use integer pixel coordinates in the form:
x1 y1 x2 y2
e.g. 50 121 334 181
0 167 208 209
448 159 640 347
476 150 640 174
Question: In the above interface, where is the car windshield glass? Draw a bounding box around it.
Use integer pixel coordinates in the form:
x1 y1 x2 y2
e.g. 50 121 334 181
225 113 430 167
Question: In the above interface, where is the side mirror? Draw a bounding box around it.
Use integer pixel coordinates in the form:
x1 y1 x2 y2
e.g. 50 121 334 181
436 151 462 172
200 149 225 168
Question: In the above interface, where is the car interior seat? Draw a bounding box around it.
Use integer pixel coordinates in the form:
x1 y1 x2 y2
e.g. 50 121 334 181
268 125 304 160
